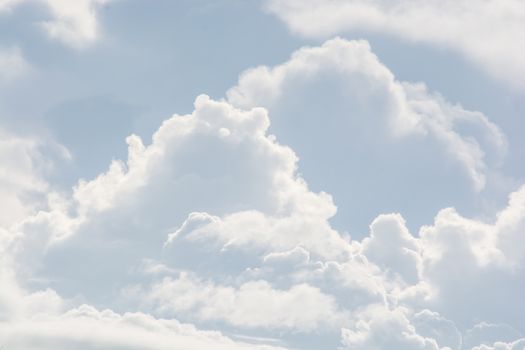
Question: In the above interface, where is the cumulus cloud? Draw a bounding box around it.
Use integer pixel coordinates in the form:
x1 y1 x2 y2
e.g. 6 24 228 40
1 38 523 350
227 38 505 192
411 185 525 329
361 213 421 285
265 0 525 89
227 38 507 234
341 306 443 350
6 95 341 314
0 0 112 48
348 185 525 335
0 93 372 348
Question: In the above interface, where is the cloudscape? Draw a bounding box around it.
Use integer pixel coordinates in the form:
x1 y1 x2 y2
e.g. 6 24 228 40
1 1 524 349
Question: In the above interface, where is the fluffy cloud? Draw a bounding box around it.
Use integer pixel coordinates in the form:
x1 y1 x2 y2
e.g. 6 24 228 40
412 185 525 329
41 0 112 48
341 306 443 350
7 95 340 311
265 0 525 89
1 38 523 350
145 273 345 332
350 185 525 334
361 213 421 285
67 94 316 220
164 210 348 263
227 38 505 192
3 93 351 349
227 38 506 234
0 0 112 48
0 270 63 323
0 91 381 348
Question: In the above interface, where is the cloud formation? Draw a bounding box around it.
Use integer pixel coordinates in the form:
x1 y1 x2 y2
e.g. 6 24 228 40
1 38 524 349
227 38 507 234
227 38 506 192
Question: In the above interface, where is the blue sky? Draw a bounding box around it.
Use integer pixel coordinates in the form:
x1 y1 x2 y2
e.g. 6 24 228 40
1 1 525 349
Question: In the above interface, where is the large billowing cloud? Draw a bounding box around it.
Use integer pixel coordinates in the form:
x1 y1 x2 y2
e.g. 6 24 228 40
227 38 507 233
265 0 525 90
1 94 345 348
1 38 524 349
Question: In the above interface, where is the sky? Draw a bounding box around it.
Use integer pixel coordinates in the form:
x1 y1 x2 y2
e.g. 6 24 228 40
1 1 525 349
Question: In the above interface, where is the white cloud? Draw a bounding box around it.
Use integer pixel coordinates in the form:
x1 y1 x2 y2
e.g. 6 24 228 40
0 128 49 228
364 185 525 330
7 95 341 312
265 0 525 89
361 213 421 285
341 306 443 350
0 0 112 48
227 38 506 196
472 339 525 350
0 93 383 348
67 94 318 221
1 38 523 350
146 273 346 332
40 0 111 48
0 304 288 350
0 246 64 322
164 210 348 263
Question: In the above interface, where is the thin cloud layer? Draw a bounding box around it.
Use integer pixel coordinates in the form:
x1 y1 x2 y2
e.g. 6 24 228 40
266 0 525 90
0 46 29 82
0 0 112 48
0 305 287 350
